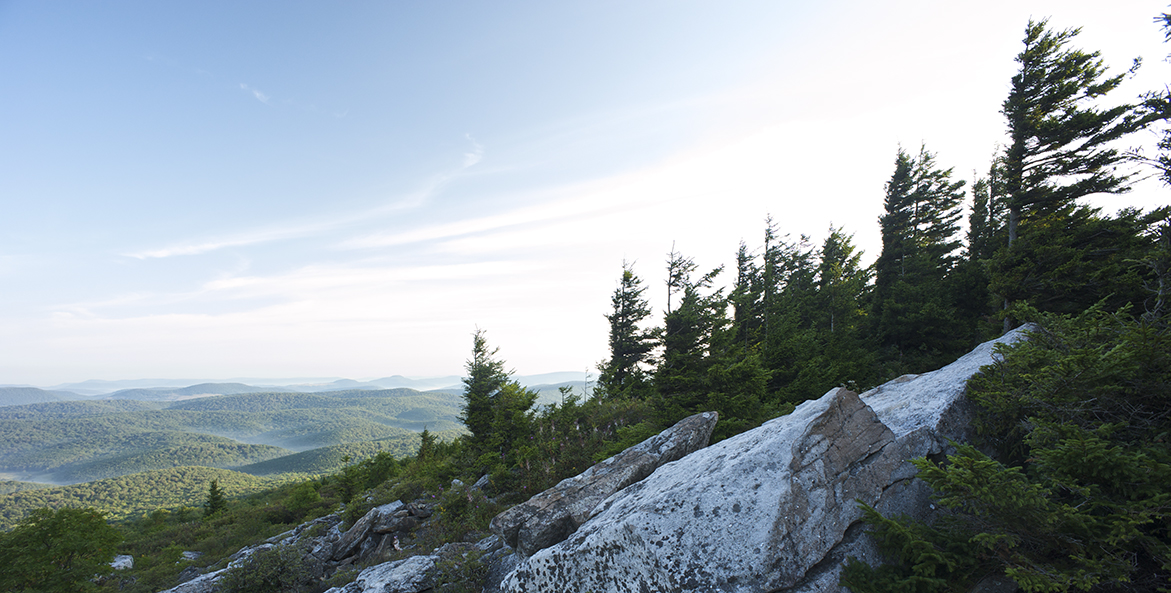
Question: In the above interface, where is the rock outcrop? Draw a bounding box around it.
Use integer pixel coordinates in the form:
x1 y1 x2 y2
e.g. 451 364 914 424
497 326 1029 593
157 500 435 593
491 410 718 556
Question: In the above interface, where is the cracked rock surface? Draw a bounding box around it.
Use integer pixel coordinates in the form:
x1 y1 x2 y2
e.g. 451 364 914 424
490 410 718 556
499 326 1030 593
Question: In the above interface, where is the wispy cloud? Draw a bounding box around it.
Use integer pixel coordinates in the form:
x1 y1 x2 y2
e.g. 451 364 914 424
123 135 485 259
123 221 337 259
239 83 270 104
463 134 484 167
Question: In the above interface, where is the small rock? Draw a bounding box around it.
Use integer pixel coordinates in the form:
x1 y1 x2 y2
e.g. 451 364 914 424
472 474 492 491
176 566 203 584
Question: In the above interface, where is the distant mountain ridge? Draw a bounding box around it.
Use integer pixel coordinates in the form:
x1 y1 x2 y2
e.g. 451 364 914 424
106 383 280 401
0 386 83 406
3 372 590 406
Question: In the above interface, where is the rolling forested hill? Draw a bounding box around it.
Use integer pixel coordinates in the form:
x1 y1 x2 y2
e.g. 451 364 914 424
0 480 52 496
0 386 83 407
0 466 277 528
105 382 277 400
0 388 463 485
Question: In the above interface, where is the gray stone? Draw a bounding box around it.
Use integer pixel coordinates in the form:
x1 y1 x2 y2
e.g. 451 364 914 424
334 501 405 560
330 554 440 593
472 473 492 491
159 567 229 593
483 551 521 593
110 554 133 570
498 327 1031 593
176 565 203 584
490 410 718 556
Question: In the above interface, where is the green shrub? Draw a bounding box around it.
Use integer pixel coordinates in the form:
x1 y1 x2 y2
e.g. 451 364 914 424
844 307 1171 592
218 542 315 593
0 507 123 593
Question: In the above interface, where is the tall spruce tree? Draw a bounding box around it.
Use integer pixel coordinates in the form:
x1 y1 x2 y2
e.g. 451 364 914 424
804 227 875 390
949 163 1010 343
597 262 656 400
730 240 763 349
204 479 227 517
1146 12 1171 187
814 226 870 336
871 145 968 372
654 249 726 424
460 329 510 455
458 329 537 471
759 230 820 402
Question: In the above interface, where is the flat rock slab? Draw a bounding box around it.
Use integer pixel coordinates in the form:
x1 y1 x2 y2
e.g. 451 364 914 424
491 410 718 556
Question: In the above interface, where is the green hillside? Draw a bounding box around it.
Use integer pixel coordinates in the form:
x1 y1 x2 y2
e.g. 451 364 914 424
0 480 52 496
234 436 423 476
0 388 462 485
0 466 276 529
50 439 291 484
0 387 72 407
106 382 268 400
248 417 418 450
0 399 161 420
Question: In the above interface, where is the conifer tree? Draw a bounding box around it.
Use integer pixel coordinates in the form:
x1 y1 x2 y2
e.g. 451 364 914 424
994 19 1160 324
655 250 724 423
204 479 227 517
458 329 536 470
460 328 510 453
730 240 763 349
949 163 1009 343
596 262 656 400
759 230 820 402
870 145 968 371
814 226 869 336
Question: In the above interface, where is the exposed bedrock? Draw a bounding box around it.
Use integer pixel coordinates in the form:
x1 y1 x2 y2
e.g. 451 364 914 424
498 326 1030 593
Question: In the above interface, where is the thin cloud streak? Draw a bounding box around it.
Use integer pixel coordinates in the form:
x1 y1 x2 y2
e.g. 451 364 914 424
124 137 488 259
123 220 339 259
239 83 270 104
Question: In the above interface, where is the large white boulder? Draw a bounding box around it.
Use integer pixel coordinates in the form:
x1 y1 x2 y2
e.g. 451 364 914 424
499 327 1029 593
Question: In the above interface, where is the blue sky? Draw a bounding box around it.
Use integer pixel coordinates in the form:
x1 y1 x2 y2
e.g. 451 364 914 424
2 1 1168 386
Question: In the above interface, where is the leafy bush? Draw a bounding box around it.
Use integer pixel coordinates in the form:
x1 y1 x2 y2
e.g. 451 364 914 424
218 542 316 593
0 507 123 593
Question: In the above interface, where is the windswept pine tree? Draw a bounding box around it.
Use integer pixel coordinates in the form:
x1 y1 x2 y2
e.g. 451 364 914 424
993 19 1168 322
